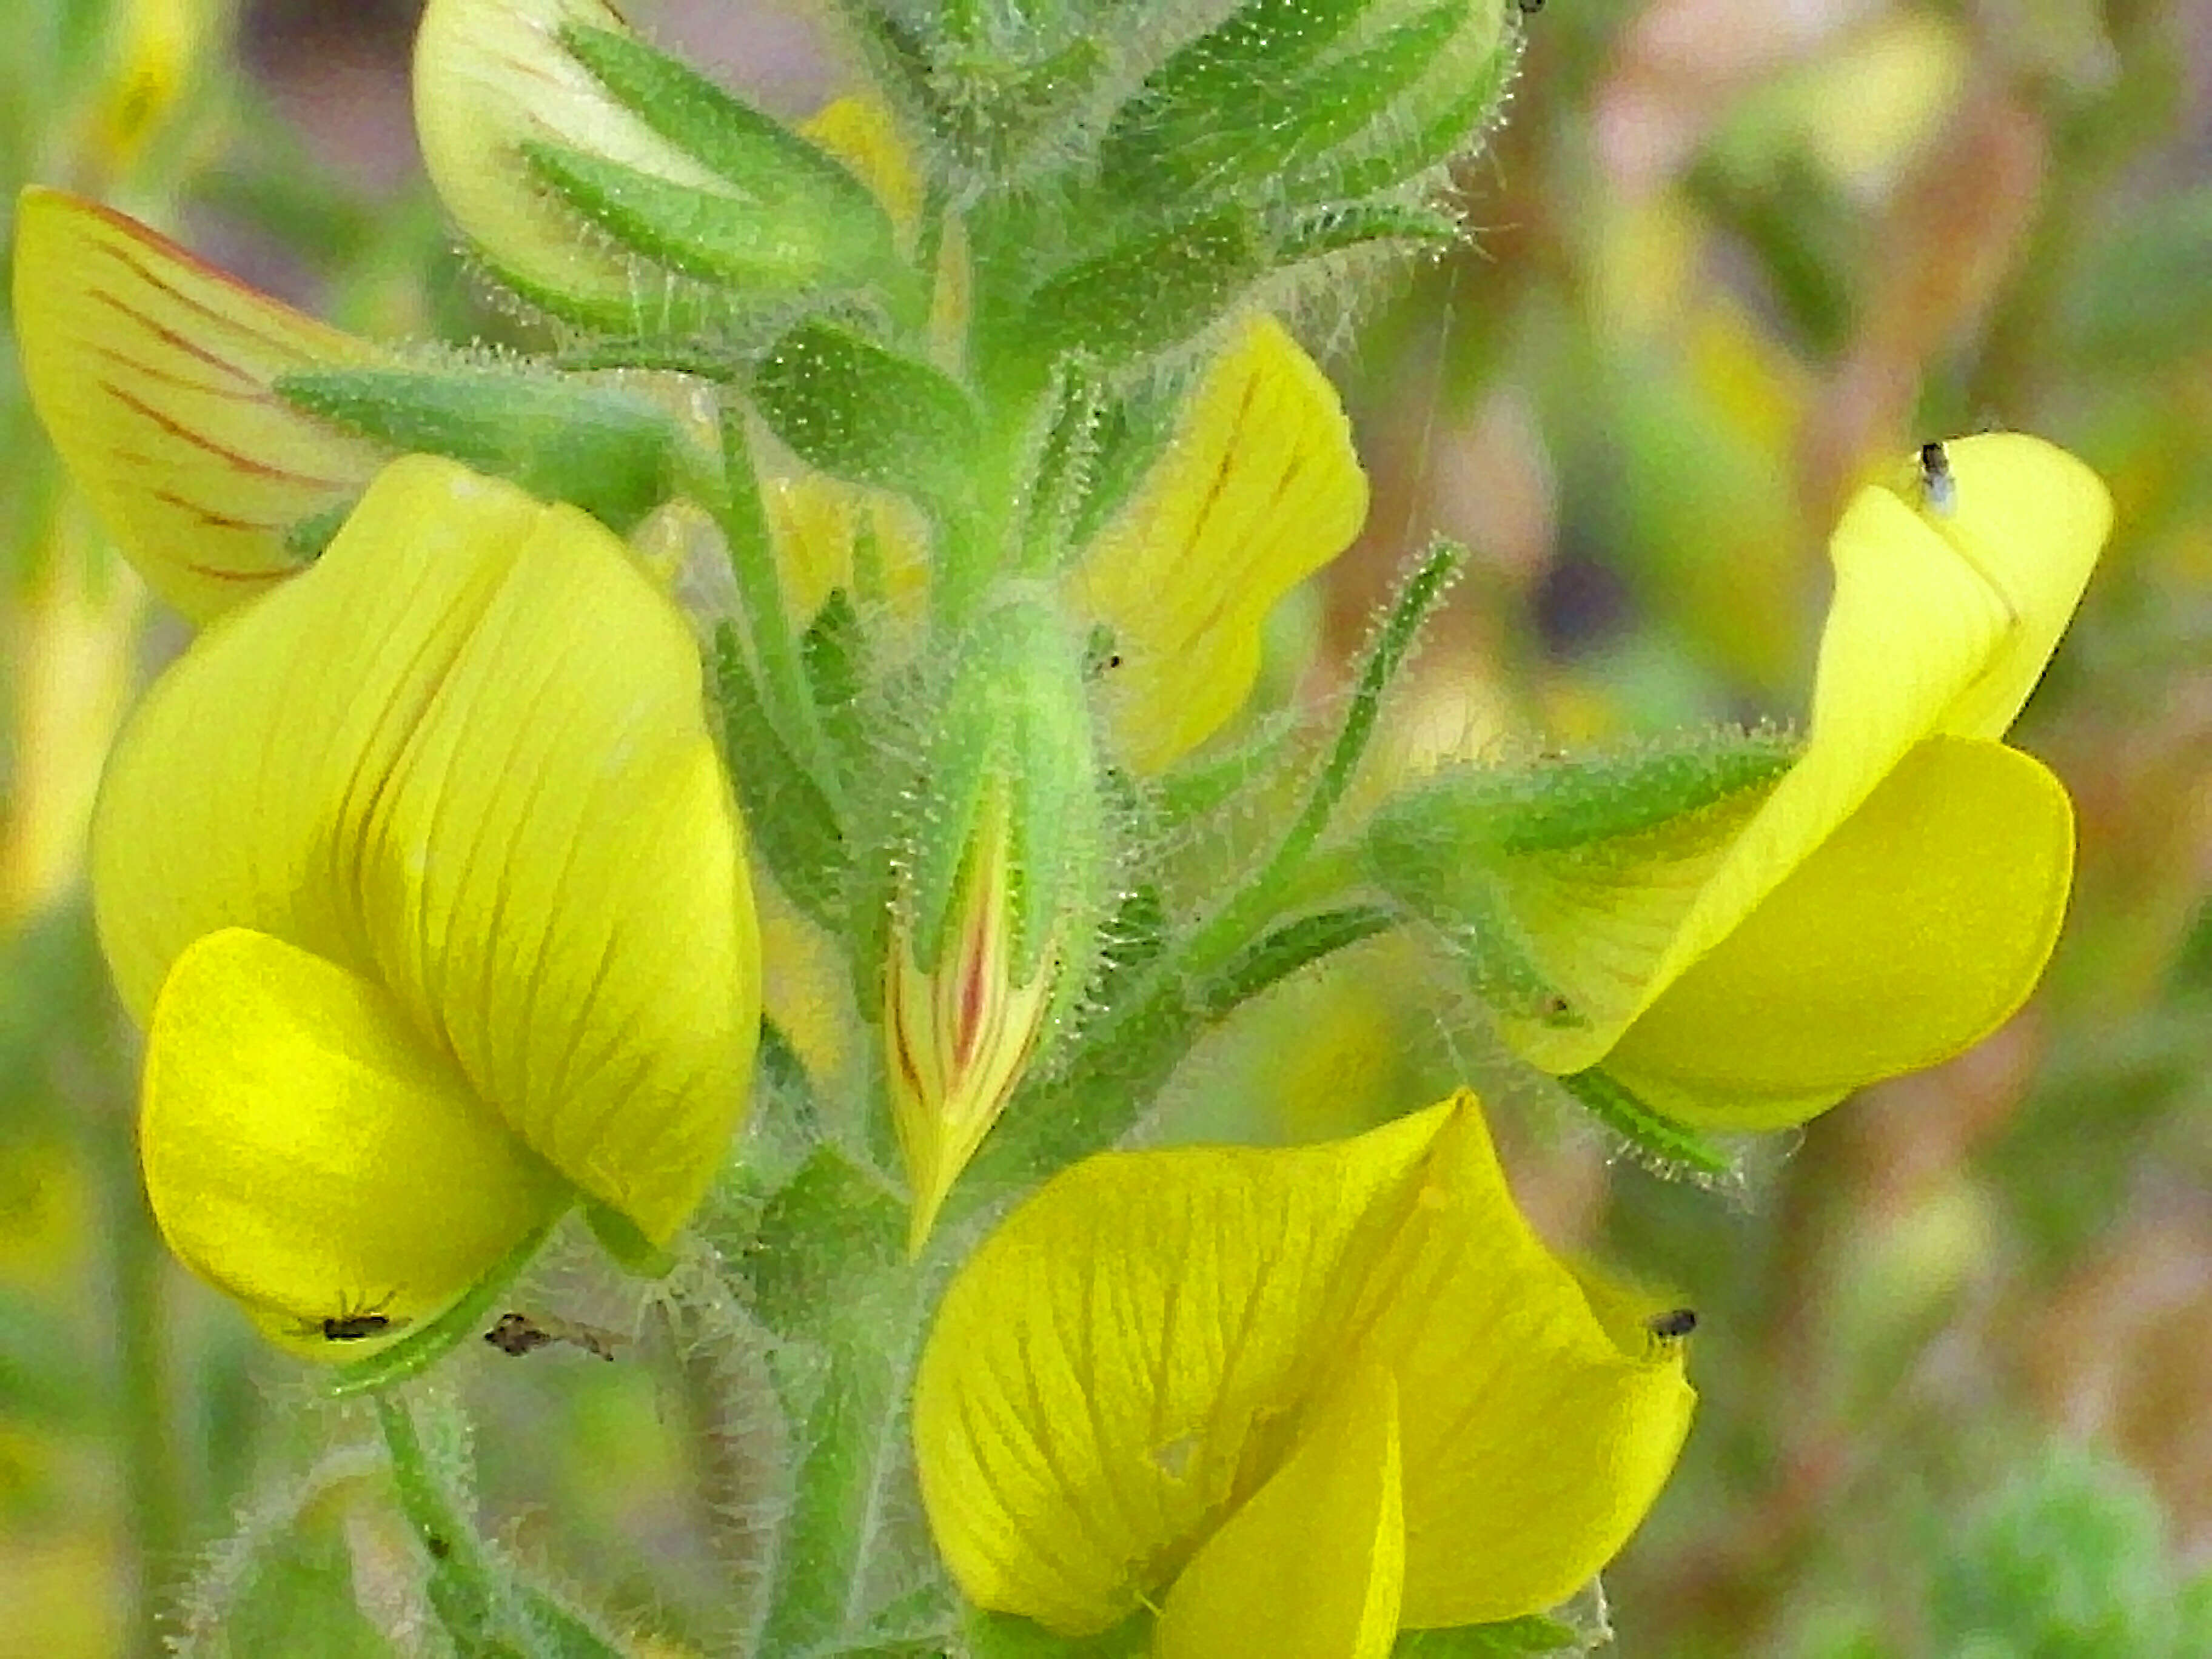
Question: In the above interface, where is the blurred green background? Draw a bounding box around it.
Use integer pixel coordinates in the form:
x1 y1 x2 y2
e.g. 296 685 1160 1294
4 2 2210 1655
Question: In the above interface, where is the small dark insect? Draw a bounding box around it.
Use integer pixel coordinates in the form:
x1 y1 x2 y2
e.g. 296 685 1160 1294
1918 440 1957 517
484 1310 621 1361
300 1293 406 1343
1517 0 1546 13
1644 1307 1698 1341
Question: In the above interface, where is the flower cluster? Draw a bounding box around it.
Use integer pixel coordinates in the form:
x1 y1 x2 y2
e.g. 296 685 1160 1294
8 0 2110 1650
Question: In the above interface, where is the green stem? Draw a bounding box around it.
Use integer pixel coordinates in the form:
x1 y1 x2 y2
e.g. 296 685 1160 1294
755 1321 922 1656
97 1086 187 1659
1175 537 1463 984
691 412 845 812
375 1395 525 1659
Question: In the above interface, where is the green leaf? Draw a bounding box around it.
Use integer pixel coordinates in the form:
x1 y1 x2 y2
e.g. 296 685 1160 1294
712 623 850 924
1017 210 1265 366
749 320 982 513
746 1148 908 1338
1287 28 1521 202
275 366 681 532
1278 201 1466 266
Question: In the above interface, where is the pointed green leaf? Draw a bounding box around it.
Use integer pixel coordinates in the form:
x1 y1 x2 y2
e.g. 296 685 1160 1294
749 320 982 512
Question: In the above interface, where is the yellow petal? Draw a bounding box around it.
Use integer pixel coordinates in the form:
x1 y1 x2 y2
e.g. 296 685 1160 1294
93 455 759 1241
800 96 922 235
912 1106 1452 1635
1603 736 2073 1128
11 187 389 623
1900 433 2112 741
763 471 932 629
1319 1099 1695 1626
1506 435 2107 1075
1156 1364 1404 1659
1070 315 1369 773
141 928 568 1361
412 0 731 321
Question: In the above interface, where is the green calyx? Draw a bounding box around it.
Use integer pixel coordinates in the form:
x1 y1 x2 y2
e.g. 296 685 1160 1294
1364 726 1802 1021
899 594 1105 988
275 364 686 534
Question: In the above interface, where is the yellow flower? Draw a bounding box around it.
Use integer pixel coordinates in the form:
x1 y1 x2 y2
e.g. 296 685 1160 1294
1490 434 2112 1129
1069 313 1370 774
10 186 390 623
93 455 759 1356
912 1093 1692 1652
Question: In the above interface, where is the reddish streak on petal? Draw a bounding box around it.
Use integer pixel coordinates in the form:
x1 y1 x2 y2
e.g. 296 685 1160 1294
89 226 329 363
102 380 355 489
86 286 268 389
151 488 287 534
94 343 272 403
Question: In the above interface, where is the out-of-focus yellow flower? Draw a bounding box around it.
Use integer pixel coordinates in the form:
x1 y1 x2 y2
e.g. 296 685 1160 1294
1069 313 1369 773
89 0 221 172
1494 434 2111 1128
913 1093 1693 1651
11 187 389 623
93 455 759 1356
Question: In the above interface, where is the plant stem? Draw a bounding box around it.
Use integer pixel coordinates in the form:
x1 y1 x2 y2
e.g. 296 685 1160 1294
375 1394 524 1659
97 1080 187 1659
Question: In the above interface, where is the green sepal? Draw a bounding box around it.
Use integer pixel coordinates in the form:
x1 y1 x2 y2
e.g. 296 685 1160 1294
1555 1067 1736 1183
1369 728 1799 862
803 587 870 785
581 1199 677 1277
1392 1612 1585 1654
900 596 1102 983
711 623 850 925
1278 201 1467 266
1202 905 1399 1021
1016 210 1265 366
1103 0 1374 184
524 141 871 291
275 365 682 532
748 320 982 514
1065 377 1182 554
560 24 885 220
1290 30 1521 203
281 499 354 561
1108 1 1467 201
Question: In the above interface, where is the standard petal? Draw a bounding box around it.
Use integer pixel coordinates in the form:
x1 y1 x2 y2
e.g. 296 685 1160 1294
1070 315 1368 774
141 928 569 1360
911 1106 1452 1635
11 187 389 622
1155 1364 1404 1659
1907 433 2112 742
1320 1098 1695 1627
1601 736 2073 1128
93 455 759 1241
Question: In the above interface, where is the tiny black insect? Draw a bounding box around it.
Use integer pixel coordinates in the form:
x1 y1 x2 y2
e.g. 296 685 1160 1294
300 1293 406 1343
1644 1307 1698 1341
1918 440 1957 516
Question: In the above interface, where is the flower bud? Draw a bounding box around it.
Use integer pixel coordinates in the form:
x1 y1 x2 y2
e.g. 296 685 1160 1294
412 0 733 324
883 595 1104 1249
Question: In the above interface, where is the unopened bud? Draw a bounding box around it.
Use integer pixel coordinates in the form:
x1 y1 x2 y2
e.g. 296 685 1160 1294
884 597 1104 1250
